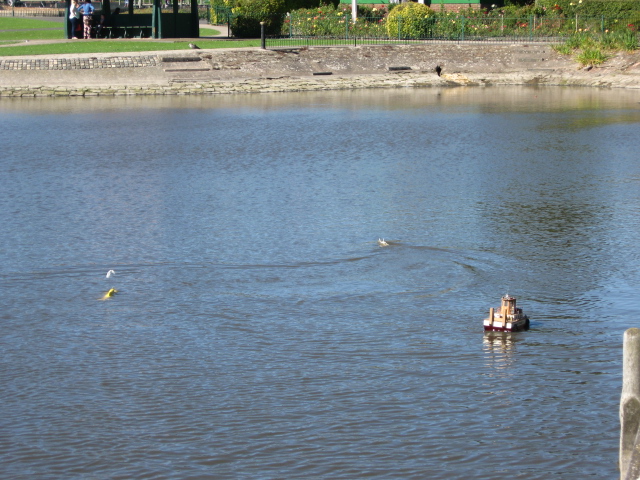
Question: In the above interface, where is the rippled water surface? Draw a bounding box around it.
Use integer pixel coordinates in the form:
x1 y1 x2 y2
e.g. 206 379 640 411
1 87 639 479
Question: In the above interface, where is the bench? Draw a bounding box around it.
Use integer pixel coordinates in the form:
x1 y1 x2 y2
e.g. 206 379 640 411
101 23 151 38
97 14 152 38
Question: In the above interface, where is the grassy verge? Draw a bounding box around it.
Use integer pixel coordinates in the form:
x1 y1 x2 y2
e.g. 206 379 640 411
0 38 260 56
553 31 639 66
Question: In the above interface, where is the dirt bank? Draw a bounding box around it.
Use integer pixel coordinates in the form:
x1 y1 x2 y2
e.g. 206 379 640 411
1 43 640 96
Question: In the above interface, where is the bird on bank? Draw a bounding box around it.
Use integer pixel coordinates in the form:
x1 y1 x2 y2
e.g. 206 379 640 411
189 43 200 49
378 238 389 247
435 65 442 77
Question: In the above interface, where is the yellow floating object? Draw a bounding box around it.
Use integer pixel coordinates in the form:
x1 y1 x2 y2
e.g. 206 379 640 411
101 288 118 300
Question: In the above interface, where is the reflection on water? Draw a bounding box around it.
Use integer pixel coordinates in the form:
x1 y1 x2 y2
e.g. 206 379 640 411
0 87 639 480
482 332 522 375
1 85 640 115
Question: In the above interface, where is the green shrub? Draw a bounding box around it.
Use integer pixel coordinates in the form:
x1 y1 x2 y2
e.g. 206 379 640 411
210 0 232 24
573 0 640 18
286 0 338 12
534 0 640 22
358 5 387 22
499 4 532 16
230 0 286 37
386 2 434 39
504 0 529 7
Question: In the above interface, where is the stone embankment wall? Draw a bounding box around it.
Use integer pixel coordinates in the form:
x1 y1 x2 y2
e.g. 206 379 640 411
1 43 639 96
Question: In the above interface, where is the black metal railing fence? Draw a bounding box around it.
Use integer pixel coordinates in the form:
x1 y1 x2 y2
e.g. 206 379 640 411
210 9 640 46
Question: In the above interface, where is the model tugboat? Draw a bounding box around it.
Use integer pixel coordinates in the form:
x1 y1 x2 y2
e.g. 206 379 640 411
483 294 530 332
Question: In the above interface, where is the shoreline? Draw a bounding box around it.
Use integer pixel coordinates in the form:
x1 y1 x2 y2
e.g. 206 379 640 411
1 42 640 96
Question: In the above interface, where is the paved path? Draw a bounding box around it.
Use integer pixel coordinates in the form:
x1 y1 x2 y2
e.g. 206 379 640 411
200 20 228 38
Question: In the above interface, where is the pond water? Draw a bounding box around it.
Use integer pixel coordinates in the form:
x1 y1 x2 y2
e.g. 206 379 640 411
1 87 639 479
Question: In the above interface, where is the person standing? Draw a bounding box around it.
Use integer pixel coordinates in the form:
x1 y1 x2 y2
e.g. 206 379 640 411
69 0 81 39
81 0 95 39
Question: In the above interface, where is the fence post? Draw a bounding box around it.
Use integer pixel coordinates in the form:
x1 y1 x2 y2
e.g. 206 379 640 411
621 328 640 480
260 21 265 49
460 16 465 42
346 13 349 39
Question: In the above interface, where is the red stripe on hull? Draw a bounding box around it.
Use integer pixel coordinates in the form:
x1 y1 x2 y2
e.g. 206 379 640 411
483 323 528 332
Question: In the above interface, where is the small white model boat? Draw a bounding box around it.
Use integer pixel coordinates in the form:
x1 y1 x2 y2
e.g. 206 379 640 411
483 294 530 332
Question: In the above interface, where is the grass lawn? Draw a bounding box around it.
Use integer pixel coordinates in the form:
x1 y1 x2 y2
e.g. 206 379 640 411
0 38 260 56
0 21 261 56
199 27 222 37
0 17 62 30
0 29 64 40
